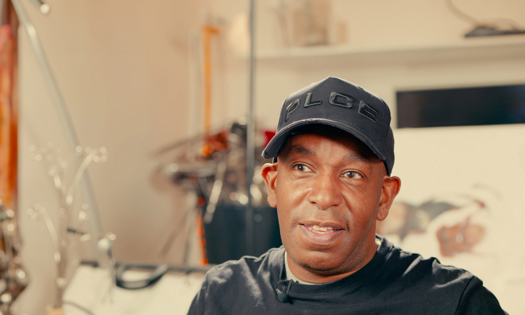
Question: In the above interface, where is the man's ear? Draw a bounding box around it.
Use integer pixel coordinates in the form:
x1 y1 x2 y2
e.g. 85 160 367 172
261 162 278 208
377 176 401 221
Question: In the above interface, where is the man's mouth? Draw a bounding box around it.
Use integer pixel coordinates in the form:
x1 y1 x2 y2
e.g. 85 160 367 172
299 223 345 246
303 224 343 233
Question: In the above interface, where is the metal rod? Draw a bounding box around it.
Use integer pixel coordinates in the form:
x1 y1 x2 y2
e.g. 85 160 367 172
81 260 214 274
11 0 103 261
245 0 256 256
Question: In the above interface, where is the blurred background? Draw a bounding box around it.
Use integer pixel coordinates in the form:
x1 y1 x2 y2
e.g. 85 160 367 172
0 0 524 314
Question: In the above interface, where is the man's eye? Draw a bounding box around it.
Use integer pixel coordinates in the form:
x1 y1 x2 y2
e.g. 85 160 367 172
293 164 311 172
343 171 363 179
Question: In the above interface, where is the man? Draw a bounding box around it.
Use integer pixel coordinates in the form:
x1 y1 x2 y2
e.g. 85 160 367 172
188 77 506 314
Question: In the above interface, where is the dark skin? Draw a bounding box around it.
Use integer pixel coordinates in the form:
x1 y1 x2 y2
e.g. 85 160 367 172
262 130 401 284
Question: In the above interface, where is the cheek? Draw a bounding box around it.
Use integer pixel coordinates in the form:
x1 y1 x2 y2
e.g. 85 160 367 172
275 182 305 229
344 189 381 221
275 176 302 206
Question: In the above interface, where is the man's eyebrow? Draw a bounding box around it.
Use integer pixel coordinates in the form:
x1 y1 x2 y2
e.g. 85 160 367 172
287 144 315 156
345 152 370 163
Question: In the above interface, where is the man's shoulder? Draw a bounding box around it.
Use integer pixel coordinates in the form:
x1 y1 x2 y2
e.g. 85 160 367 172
380 238 506 313
188 247 285 314
383 238 476 286
385 238 504 304
385 241 473 282
373 238 480 301
204 246 284 284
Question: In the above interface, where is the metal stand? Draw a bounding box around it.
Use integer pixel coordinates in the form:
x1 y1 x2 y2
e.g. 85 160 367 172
245 0 256 256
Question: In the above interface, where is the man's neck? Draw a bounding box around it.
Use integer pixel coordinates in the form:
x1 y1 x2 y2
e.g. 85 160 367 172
284 251 322 285
284 238 381 284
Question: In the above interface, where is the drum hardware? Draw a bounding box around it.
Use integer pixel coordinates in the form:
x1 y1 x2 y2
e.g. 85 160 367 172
154 120 279 265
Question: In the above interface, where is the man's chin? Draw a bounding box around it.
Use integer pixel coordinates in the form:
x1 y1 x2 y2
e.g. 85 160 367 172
292 250 344 275
300 263 340 274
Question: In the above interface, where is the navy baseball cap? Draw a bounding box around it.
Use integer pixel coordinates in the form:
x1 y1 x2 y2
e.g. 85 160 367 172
262 76 395 175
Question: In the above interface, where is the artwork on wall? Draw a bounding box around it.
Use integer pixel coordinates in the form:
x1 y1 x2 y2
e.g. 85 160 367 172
381 124 525 314
378 188 491 258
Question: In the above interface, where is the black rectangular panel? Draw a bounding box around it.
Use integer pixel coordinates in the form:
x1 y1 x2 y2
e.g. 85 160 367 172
396 84 525 128
203 205 282 264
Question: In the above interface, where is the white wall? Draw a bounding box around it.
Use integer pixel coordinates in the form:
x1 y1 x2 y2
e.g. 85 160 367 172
12 0 525 314
253 0 525 128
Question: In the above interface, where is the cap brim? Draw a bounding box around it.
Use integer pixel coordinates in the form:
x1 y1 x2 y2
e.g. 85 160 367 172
262 118 387 163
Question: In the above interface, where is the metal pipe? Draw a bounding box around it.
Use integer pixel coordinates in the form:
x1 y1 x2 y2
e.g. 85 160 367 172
245 0 256 255
11 0 103 261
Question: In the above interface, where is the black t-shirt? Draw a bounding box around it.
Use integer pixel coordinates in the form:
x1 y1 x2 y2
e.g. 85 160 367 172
188 236 506 314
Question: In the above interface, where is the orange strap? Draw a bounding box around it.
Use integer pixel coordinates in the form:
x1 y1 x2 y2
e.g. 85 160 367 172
202 26 220 137
0 25 17 209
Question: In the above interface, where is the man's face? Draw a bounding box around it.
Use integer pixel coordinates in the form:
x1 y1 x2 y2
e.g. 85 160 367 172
262 131 400 283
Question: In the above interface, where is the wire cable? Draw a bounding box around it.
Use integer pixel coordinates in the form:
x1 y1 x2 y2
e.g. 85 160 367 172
445 0 480 26
445 0 523 30
158 206 192 258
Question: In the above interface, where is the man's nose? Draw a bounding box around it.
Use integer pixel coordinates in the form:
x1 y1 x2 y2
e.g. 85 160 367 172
306 172 343 210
